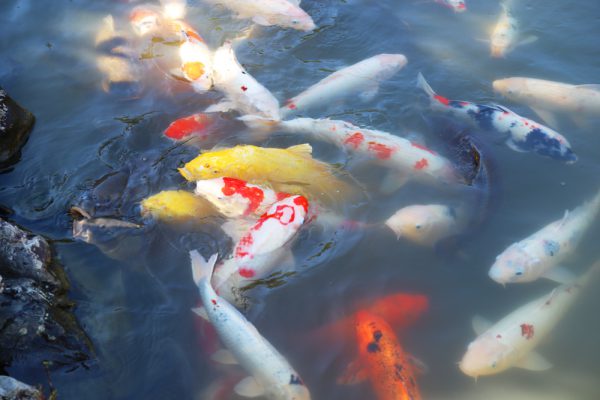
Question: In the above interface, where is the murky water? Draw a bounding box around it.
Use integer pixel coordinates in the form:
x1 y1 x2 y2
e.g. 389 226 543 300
2 0 600 399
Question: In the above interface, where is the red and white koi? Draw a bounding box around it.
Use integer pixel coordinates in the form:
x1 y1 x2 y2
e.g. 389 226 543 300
129 5 162 37
195 177 284 218
281 54 408 118
190 252 311 399
436 0 467 13
417 73 577 163
210 41 280 120
177 24 213 92
489 188 600 285
204 0 316 31
460 261 600 378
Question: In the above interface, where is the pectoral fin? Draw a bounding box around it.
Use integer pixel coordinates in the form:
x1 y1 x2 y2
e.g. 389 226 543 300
211 348 238 365
514 351 552 371
518 35 538 47
380 171 410 194
191 307 209 321
358 85 379 102
337 359 368 385
205 101 236 114
531 107 559 128
252 15 271 26
407 355 428 375
234 376 265 398
471 315 493 335
542 266 576 284
505 138 528 153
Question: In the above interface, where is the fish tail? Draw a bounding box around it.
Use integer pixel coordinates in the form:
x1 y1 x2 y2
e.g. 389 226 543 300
417 72 436 100
190 250 218 287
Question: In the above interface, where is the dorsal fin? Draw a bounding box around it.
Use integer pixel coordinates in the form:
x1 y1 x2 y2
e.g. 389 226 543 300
287 143 313 157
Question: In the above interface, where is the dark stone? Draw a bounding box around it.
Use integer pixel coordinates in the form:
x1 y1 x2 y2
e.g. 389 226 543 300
0 88 35 167
0 376 42 400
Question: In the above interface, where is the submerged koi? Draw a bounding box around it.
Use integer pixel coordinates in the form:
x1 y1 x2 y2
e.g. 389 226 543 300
417 73 577 163
436 0 467 13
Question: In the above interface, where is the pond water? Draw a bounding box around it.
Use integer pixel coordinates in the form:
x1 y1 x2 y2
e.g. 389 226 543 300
2 0 600 399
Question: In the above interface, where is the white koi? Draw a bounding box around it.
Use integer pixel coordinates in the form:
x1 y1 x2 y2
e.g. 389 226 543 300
177 24 213 92
281 54 407 118
460 261 600 377
417 73 577 163
493 77 600 127
211 41 280 120
195 177 283 218
385 204 464 247
204 0 316 31
190 251 311 399
489 188 600 285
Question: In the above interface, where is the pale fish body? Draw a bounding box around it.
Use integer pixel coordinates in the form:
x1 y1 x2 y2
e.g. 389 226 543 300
436 0 467 13
493 77 600 122
489 189 600 285
195 177 283 218
179 144 354 203
160 0 187 20
281 54 408 118
204 0 315 31
385 204 462 247
178 24 213 92
417 73 576 163
268 117 461 188
460 262 599 377
491 3 518 57
211 42 280 120
190 252 311 399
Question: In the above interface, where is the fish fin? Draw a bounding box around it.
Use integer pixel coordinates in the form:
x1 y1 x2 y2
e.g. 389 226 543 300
205 101 236 114
337 359 368 385
380 171 410 194
169 67 190 82
406 131 427 146
190 251 218 286
359 85 379 102
416 72 436 98
234 376 264 398
287 143 313 157
505 138 528 153
222 219 255 243
555 210 570 230
407 355 429 375
211 348 238 365
191 306 209 321
514 351 552 371
251 15 271 26
517 35 538 47
542 266 576 284
530 107 559 128
575 84 600 91
471 315 493 335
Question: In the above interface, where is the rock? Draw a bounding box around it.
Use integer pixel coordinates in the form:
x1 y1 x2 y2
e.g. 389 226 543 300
0 376 42 400
0 88 35 166
0 219 57 287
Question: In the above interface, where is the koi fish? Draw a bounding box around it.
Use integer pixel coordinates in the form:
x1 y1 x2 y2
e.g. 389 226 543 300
436 0 466 13
241 116 461 192
309 293 429 347
140 190 216 222
490 2 537 58
211 195 307 306
179 143 355 204
281 54 408 118
190 251 311 399
339 311 422 400
178 26 213 92
493 77 600 128
164 112 225 141
489 188 600 285
460 261 600 378
195 177 286 218
417 73 577 163
209 41 280 120
129 5 162 37
204 0 316 31
385 204 465 247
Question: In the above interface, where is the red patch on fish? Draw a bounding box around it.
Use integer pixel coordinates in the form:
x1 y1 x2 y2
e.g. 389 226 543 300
221 178 265 215
235 234 254 258
414 158 429 170
411 142 437 155
239 268 255 278
276 192 291 201
286 101 297 110
164 113 213 140
293 195 309 213
185 29 204 43
344 132 365 149
520 324 534 340
211 299 217 305
241 86 248 91
434 94 450 106
368 142 393 159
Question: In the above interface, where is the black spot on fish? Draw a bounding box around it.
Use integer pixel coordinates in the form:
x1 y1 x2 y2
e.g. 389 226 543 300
510 121 517 128
290 374 303 385
468 105 498 130
394 364 404 379
373 330 383 342
515 128 576 162
367 342 381 353
543 240 560 257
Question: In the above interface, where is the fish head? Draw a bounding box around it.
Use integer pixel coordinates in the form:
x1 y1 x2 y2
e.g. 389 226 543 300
140 190 211 221
488 245 538 284
369 293 429 329
451 0 467 12
354 310 393 353
492 78 526 100
129 6 161 37
384 205 446 246
195 178 249 218
279 7 316 31
459 334 509 377
180 148 239 181
164 113 216 141
179 42 213 91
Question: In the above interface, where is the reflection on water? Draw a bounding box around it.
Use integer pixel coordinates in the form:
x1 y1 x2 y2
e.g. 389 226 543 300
1 0 600 399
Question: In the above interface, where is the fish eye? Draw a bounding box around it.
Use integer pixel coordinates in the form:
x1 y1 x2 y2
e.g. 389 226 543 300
415 224 422 230
292 19 299 24
515 271 523 276
491 361 497 368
